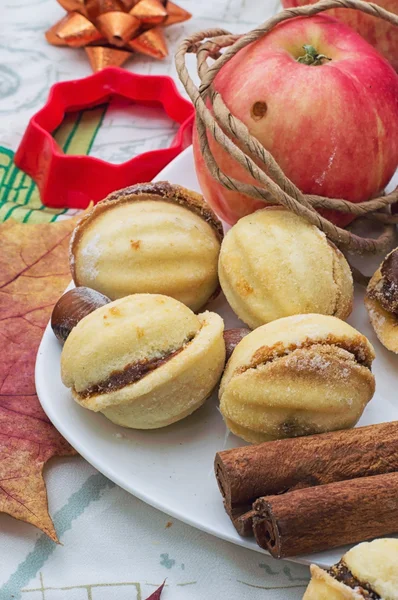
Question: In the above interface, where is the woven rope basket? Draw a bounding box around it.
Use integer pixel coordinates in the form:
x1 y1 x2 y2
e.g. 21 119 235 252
175 0 398 257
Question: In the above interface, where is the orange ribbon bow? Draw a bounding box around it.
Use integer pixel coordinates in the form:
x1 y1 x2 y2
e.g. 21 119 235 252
46 0 191 71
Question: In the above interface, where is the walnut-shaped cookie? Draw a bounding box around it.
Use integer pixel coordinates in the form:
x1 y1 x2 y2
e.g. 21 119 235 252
303 539 398 600
218 208 353 329
365 248 398 353
61 294 225 429
219 314 375 443
70 182 223 312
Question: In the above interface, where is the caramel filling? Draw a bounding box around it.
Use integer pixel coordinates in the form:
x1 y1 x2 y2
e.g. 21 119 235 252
368 249 398 315
78 336 195 399
235 336 373 379
328 561 380 599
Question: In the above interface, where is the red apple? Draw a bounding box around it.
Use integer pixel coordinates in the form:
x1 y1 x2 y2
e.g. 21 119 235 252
193 16 398 226
282 0 398 71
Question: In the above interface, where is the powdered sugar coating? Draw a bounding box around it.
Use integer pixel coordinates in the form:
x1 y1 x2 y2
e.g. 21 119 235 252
285 352 331 372
78 232 101 282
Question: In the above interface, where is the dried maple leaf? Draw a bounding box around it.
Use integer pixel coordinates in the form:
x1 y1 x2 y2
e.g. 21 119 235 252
145 581 166 599
0 216 83 542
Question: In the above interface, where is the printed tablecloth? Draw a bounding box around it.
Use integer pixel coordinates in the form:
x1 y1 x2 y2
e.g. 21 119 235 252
0 1 311 598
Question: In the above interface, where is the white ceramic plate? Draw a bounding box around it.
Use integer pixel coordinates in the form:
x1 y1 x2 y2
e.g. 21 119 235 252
36 146 398 569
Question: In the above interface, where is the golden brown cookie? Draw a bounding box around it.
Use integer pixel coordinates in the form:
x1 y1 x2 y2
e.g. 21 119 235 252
365 248 398 353
70 182 223 312
61 294 225 429
303 539 398 600
219 314 375 443
218 208 353 329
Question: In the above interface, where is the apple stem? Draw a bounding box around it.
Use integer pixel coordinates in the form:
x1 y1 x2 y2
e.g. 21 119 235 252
297 44 332 66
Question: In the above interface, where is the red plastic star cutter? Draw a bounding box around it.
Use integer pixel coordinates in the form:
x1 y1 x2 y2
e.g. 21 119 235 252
15 67 194 209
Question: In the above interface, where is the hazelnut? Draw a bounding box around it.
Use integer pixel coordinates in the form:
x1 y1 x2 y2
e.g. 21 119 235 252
219 314 375 444
69 182 223 312
223 328 251 361
51 287 110 344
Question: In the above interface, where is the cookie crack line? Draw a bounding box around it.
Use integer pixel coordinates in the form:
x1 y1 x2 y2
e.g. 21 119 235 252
234 336 373 379
75 333 197 399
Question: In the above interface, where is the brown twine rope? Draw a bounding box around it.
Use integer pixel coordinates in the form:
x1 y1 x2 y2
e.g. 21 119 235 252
175 0 398 255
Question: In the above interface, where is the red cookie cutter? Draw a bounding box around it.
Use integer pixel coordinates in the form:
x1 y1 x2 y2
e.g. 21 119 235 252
14 67 194 209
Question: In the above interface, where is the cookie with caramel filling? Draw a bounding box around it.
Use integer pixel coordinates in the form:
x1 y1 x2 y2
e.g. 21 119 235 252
70 182 223 312
219 314 375 443
61 294 225 429
365 248 398 353
303 539 398 600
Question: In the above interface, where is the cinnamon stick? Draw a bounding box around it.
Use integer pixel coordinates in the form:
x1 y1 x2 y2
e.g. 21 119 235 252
215 422 398 534
229 483 308 537
253 471 398 558
230 506 255 537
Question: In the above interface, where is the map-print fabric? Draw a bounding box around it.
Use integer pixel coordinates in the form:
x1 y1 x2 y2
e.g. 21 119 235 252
0 1 311 598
